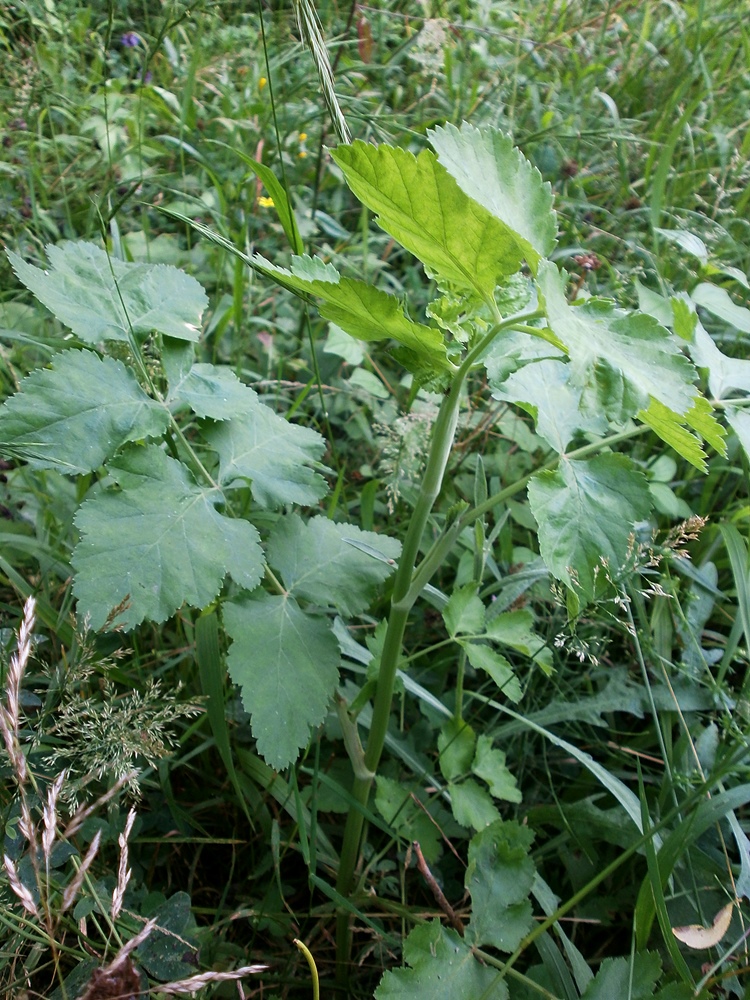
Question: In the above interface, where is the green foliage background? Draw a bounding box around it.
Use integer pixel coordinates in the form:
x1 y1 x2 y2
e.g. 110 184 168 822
0 1 749 998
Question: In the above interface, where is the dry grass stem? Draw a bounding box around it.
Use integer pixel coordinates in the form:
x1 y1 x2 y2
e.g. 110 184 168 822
43 770 66 864
154 964 269 995
1 596 36 784
61 829 101 912
111 807 137 921
4 853 39 916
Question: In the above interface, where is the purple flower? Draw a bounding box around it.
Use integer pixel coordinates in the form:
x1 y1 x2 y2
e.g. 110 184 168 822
121 31 140 48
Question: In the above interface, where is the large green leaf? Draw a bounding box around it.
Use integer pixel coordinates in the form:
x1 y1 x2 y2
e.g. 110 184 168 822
0 349 168 473
374 921 506 1000
266 514 401 615
429 122 557 271
249 253 452 376
7 243 207 343
537 261 697 421
332 142 525 296
205 404 328 508
491 357 606 453
466 819 536 952
528 454 652 601
223 592 340 770
72 446 263 629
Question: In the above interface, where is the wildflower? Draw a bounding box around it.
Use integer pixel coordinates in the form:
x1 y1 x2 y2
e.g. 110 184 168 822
121 31 140 48
298 150 308 158
258 76 267 90
298 132 307 142
258 196 274 208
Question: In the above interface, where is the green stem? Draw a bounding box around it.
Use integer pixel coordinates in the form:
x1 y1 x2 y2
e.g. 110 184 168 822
334 314 528 978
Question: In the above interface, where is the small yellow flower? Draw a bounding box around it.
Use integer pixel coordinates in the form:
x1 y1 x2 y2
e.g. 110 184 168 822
258 76 267 90
298 150 307 159
258 196 274 208
298 132 307 142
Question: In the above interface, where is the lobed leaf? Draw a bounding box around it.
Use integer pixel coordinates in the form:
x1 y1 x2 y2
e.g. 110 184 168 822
0 349 168 473
374 921 505 1000
332 141 526 296
491 356 606 453
167 361 259 420
206 401 328 508
267 514 401 615
429 122 557 271
528 454 652 601
537 261 698 421
471 735 522 804
7 242 207 343
72 445 263 629
224 592 340 771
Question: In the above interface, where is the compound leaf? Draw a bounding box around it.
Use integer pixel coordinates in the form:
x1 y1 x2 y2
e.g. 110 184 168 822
206 404 328 508
466 819 536 952
267 514 401 615
374 921 506 1000
0 349 168 473
528 454 652 601
7 242 207 343
332 141 525 295
537 261 698 421
224 592 339 770
429 122 557 271
72 445 263 629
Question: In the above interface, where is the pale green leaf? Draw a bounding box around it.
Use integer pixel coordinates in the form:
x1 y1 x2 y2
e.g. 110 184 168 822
224 592 339 770
450 778 501 830
638 399 708 472
463 642 522 702
689 318 750 398
323 323 365 365
655 228 708 262
0 349 168 473
206 406 328 508
537 261 698 420
429 122 557 271
167 361 258 420
581 952 662 999
250 253 452 376
726 407 750 461
692 282 750 333
639 396 726 471
466 819 536 951
266 514 400 615
7 243 207 343
443 585 485 637
332 141 525 295
528 455 653 601
438 718 476 781
72 446 264 629
491 357 606 453
374 921 506 1000
472 734 522 804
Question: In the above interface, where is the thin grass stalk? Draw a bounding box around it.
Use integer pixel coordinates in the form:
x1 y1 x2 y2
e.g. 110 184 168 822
292 0 352 144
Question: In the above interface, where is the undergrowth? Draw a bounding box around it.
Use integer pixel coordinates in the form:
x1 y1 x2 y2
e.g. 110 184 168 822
0 1 749 998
